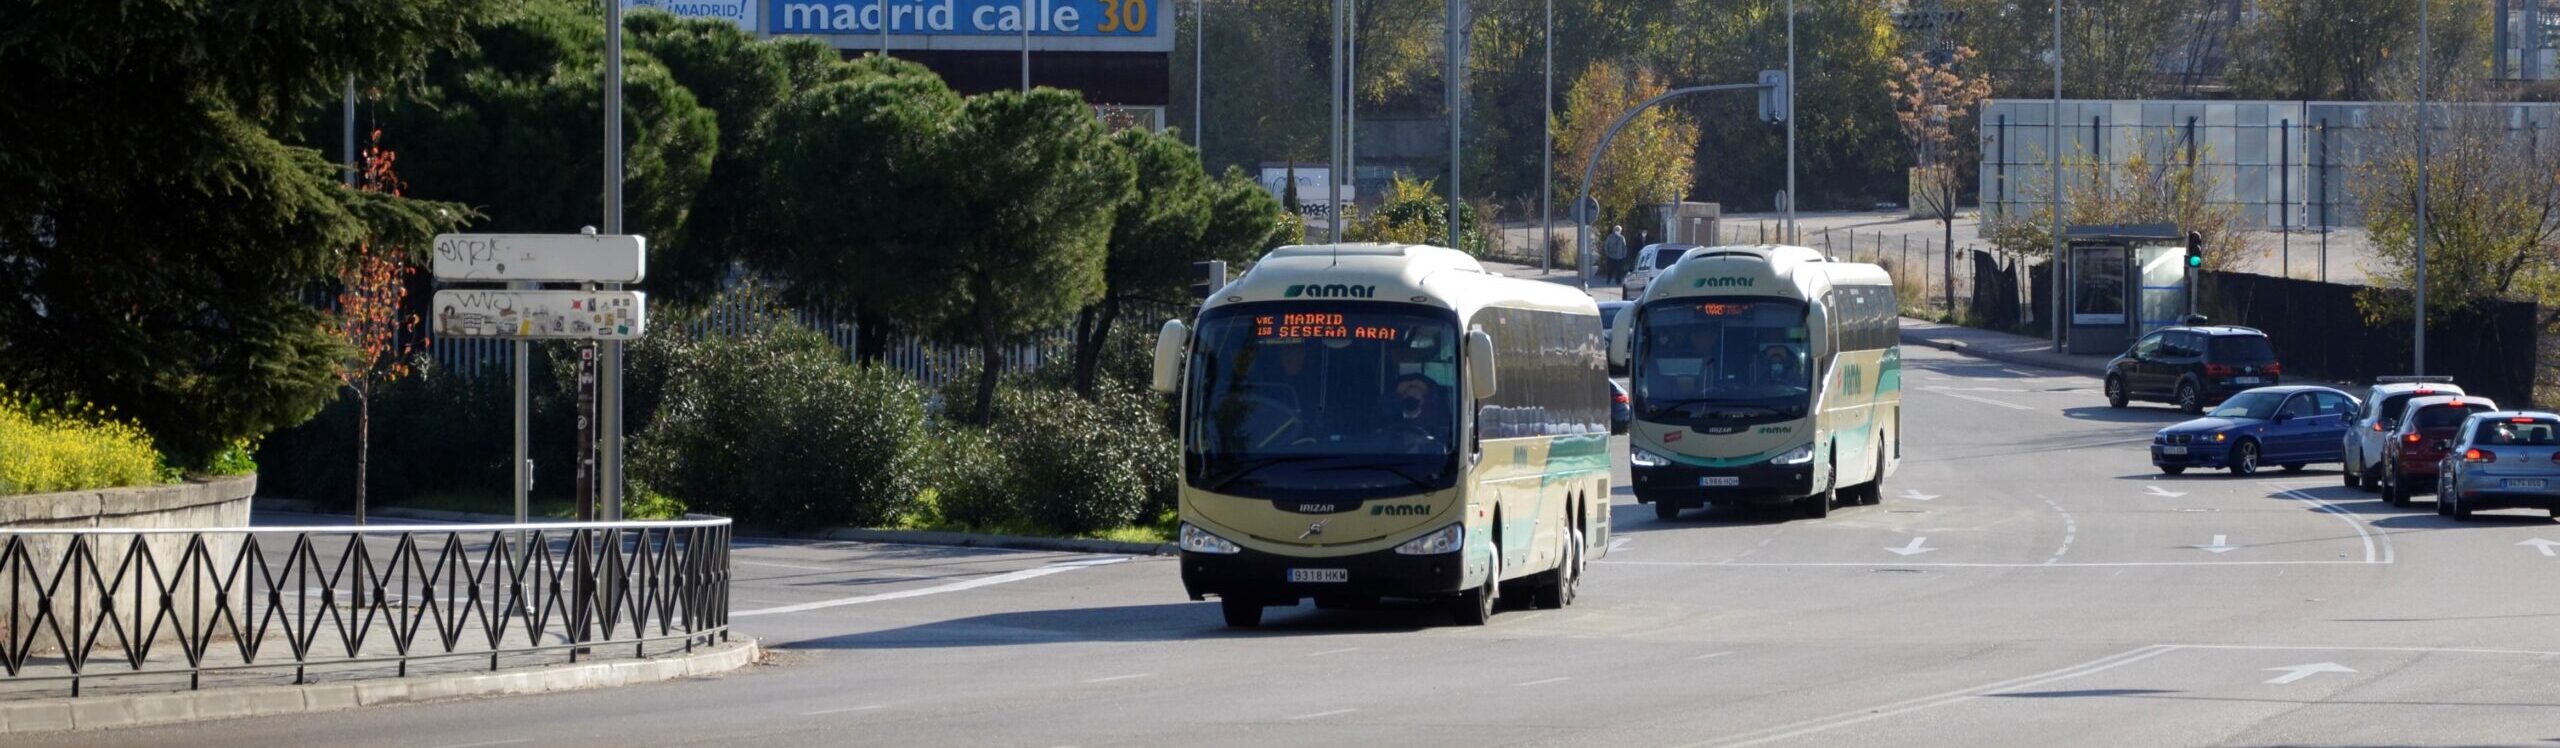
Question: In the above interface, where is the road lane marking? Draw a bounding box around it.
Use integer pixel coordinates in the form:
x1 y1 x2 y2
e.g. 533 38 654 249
2267 485 2391 564
431 740 532 748
1920 388 2033 411
1901 490 1940 502
1308 647 1363 657
1884 537 1936 556
1608 537 1633 554
739 560 848 571
1601 559 2376 568
2521 538 2560 557
1290 708 1359 720
1689 645 2179 748
1084 673 1151 684
2143 485 2188 498
802 705 887 716
1693 651 1736 661
2262 662 2356 685
1512 677 1572 687
733 557 1130 617
2041 496 2076 564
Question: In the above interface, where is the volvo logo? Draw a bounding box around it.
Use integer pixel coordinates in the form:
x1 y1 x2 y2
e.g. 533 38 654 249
1298 520 1328 540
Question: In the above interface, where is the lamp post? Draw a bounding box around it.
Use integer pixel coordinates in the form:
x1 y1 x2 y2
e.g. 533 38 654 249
1541 0 1553 272
2414 0 2431 375
2048 0 2065 352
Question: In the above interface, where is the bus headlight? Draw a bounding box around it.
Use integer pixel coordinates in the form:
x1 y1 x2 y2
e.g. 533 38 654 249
1395 524 1465 555
1179 523 1242 555
1631 448 1671 467
1772 444 1817 466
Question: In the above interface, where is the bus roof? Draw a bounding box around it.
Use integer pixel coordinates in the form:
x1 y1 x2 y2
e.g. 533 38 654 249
1636 244 1889 303
1210 243 1598 320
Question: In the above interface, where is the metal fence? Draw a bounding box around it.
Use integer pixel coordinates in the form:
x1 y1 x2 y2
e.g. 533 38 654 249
0 518 730 697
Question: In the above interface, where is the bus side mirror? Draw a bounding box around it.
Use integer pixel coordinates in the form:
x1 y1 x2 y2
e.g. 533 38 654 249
1607 308 1633 371
1467 330 1499 401
1150 320 1189 395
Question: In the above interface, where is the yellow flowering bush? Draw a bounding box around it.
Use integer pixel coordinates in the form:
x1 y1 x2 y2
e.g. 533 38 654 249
0 384 169 495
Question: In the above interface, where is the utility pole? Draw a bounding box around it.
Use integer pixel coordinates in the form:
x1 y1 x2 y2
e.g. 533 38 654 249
1194 0 1204 146
1021 0 1033 91
1784 0 1797 243
1541 0 1553 273
600 0 626 523
1348 0 1358 225
1447 0 1466 251
1328 0 1344 244
2049 0 2065 352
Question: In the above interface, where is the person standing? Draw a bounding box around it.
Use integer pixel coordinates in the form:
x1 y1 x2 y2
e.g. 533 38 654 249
1604 225 1629 284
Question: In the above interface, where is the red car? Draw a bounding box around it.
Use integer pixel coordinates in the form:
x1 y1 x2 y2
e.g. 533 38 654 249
2379 395 2499 506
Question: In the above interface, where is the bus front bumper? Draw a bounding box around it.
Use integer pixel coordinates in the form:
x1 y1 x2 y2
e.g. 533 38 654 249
1631 461 1816 506
1182 546 1468 603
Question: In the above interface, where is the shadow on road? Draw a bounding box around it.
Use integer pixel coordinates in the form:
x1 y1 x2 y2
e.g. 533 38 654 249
774 601 1469 649
1989 689 2183 699
2062 406 2194 425
2370 512 2557 529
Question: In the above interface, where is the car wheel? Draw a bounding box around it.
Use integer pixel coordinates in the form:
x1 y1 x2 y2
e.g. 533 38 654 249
2361 462 2384 493
2281 463 2306 473
2451 493 2475 520
2105 375 2129 409
2176 381 2203 415
1653 501 1680 521
1220 596 1264 627
2161 466 2187 476
2343 462 2362 489
2436 485 2454 516
2384 466 2409 507
2230 440 2261 476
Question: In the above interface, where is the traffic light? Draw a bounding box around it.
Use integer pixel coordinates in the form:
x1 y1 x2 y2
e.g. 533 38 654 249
1188 260 1228 299
2185 231 2205 269
1758 70 1789 123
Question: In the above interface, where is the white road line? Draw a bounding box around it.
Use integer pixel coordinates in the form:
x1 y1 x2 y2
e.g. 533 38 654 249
1512 677 1572 687
1999 368 2039 378
1290 708 1359 720
430 740 532 748
2267 485 2393 564
1608 537 1633 554
733 558 1129 617
1693 651 1736 661
801 705 887 716
2170 643 2560 657
1689 645 2179 748
1600 560 2376 568
739 560 848 572
1308 647 1363 657
1921 388 2033 411
1084 673 1151 684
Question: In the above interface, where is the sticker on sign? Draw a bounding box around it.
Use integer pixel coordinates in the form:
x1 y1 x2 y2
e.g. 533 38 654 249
433 290 648 341
432 233 646 283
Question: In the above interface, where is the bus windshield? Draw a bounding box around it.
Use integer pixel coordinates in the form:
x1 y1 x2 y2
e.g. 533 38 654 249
1184 302 1463 500
1633 298 1812 423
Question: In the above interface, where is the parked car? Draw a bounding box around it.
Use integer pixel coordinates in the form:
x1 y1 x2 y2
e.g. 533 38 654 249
2434 411 2560 520
1620 243 1701 298
2378 394 2501 506
2104 323 2283 414
2343 376 2464 491
2151 386 2358 476
1609 379 1631 435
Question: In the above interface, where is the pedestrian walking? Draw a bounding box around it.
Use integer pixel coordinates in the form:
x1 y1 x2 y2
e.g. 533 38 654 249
1604 225 1629 284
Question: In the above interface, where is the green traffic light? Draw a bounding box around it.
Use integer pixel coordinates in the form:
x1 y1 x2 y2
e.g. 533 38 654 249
2186 254 2203 268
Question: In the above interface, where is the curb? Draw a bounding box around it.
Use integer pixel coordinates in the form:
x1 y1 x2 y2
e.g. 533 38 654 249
253 499 533 525
0 638 760 735
1897 331 2105 377
809 527 1177 557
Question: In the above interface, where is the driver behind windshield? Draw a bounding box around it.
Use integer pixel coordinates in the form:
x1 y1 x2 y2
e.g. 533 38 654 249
1757 343 1802 384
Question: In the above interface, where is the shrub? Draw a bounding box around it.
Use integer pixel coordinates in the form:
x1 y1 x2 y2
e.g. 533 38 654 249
927 427 1016 529
0 384 168 495
988 385 1152 534
632 320 932 529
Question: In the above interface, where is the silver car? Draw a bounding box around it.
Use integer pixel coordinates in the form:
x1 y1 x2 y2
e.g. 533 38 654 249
2343 377 2464 491
1619 243 1700 298
2434 410 2560 520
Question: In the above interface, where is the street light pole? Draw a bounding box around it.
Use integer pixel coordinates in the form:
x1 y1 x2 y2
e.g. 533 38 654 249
2049 0 2065 352
1194 0 1204 147
1541 0 1553 273
1328 0 1343 244
600 0 627 523
2415 0 2430 375
1447 0 1465 251
1784 0 1797 243
1021 0 1033 92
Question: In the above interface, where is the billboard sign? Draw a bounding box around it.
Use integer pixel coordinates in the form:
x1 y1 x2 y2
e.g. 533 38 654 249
432 233 647 284
768 0 1171 52
433 290 649 341
627 0 759 31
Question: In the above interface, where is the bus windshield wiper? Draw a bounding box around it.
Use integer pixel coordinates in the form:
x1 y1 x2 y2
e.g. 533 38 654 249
1201 454 1339 493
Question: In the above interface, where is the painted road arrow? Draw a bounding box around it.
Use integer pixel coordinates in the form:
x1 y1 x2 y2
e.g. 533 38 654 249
2144 485 2189 498
1885 537 1937 556
2520 538 2560 557
2190 534 2237 554
1901 490 1940 502
2262 662 2356 685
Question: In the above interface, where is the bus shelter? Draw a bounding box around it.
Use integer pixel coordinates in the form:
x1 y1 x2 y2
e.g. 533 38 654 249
2063 224 2191 356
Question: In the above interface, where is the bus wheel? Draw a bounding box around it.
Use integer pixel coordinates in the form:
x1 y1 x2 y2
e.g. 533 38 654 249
1562 526 1584 606
1857 446 1886 506
1220 596 1264 628
1451 540 1499 626
1800 467 1834 519
1653 500 1681 521
1532 528 1577 610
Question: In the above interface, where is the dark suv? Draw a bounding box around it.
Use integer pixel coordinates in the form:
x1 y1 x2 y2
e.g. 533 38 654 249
2105 324 2282 414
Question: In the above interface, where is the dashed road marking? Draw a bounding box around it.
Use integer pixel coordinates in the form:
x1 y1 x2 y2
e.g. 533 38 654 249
734 557 1130 617
1513 677 1572 687
1084 673 1152 684
802 705 887 716
1290 708 1359 720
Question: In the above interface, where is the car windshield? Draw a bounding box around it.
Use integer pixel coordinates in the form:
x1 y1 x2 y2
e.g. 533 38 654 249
1182 302 1463 500
2208 391 2286 420
1631 298 1810 424
2209 335 2276 363
2413 403 2494 431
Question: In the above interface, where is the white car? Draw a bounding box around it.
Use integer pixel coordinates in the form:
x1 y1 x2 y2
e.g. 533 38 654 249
2343 377 2463 490
1620 243 1701 298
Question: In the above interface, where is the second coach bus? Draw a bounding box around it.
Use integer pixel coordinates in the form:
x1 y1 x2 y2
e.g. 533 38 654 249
1151 243 1612 627
1608 244 1902 520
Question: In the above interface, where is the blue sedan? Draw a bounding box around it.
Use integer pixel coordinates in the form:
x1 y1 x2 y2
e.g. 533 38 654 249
2152 386 2360 476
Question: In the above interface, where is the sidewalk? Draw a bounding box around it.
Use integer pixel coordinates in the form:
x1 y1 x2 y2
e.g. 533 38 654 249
1897 317 2110 376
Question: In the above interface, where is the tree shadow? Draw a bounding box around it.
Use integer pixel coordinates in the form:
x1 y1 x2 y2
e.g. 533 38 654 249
2062 406 2195 425
774 601 1461 650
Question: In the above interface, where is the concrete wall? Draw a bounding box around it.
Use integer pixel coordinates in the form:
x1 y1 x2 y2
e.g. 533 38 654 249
0 477 256 657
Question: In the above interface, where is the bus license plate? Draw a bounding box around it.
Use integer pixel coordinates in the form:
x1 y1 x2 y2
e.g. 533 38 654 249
2163 446 2188 455
1288 569 1349 583
1699 476 1740 487
2505 479 2547 490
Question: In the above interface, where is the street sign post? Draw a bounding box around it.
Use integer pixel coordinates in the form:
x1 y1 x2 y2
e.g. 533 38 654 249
433 233 645 283
430 290 648 341
1573 195 1600 225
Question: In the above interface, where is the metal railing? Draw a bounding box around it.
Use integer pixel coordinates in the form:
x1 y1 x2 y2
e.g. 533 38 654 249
0 519 730 697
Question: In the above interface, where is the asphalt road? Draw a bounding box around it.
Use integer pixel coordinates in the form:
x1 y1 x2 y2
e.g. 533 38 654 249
30 345 2560 747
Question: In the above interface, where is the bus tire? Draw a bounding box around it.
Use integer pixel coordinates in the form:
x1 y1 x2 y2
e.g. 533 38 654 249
1800 483 1833 519
1653 500 1681 521
1532 527 1577 610
1220 597 1264 628
1857 444 1886 506
1451 537 1499 626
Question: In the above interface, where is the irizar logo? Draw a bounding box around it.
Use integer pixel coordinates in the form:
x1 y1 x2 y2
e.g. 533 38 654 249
1369 504 1432 517
1283 284 1376 299
1693 276 1756 288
